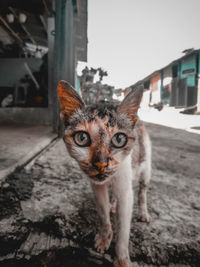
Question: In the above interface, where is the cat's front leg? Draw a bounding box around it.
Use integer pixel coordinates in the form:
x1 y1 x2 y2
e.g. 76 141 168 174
91 183 113 253
113 173 133 267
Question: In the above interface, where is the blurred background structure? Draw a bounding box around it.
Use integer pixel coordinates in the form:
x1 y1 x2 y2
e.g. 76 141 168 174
80 66 114 104
128 48 200 114
0 0 88 130
0 0 88 181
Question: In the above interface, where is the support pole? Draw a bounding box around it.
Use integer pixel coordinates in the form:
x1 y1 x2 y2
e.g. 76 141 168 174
53 0 76 135
47 17 55 130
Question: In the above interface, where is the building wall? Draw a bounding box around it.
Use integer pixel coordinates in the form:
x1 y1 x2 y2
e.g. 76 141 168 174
150 73 161 104
197 52 200 112
0 58 42 87
163 66 172 86
180 54 196 87
74 0 88 62
162 66 172 104
0 0 88 127
0 107 51 124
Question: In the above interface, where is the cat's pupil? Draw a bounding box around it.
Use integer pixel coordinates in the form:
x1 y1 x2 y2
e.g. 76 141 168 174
80 133 86 141
117 134 123 143
73 131 91 147
112 133 127 148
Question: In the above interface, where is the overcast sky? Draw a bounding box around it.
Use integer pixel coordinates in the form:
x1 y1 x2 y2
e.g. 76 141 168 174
78 0 200 89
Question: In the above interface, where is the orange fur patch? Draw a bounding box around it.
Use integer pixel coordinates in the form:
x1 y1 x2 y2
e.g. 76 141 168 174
57 83 74 110
57 81 84 118
94 162 107 172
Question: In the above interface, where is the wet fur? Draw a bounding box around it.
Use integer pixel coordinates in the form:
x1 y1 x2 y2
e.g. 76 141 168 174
58 81 151 267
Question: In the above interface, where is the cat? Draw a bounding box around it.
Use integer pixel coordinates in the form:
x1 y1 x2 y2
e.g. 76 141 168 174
57 80 151 267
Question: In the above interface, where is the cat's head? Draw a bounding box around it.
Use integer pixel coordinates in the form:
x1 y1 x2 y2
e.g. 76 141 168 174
58 80 143 184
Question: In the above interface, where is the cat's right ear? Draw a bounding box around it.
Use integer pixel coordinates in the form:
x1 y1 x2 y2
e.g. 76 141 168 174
57 80 84 122
118 86 143 124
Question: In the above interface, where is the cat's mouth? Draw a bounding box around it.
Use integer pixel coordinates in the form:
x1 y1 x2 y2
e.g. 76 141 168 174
79 162 116 183
95 173 106 180
90 175 107 184
88 172 107 182
90 170 115 183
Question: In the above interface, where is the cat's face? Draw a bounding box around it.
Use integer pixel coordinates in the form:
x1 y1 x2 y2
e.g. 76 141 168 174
63 108 135 184
58 81 143 184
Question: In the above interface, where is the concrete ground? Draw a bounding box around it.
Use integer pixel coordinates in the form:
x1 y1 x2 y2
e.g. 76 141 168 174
139 106 200 135
0 122 200 266
0 121 57 184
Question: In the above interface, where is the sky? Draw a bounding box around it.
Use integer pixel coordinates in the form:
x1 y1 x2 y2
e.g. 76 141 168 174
78 0 200 89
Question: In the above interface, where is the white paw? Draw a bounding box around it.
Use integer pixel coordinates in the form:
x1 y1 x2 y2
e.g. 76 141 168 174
94 224 113 253
138 212 151 223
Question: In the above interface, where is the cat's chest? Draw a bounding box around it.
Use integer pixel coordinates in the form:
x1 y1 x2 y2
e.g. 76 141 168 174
114 153 134 179
114 150 142 182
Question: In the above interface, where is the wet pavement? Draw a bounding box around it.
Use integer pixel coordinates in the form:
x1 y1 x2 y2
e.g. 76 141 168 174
0 122 200 266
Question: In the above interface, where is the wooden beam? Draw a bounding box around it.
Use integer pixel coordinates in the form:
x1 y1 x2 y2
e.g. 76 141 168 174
24 62 40 90
0 16 23 44
42 0 51 16
8 7 37 45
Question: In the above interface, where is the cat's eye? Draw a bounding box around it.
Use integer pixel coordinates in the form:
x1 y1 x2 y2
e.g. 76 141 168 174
73 131 91 147
111 133 127 148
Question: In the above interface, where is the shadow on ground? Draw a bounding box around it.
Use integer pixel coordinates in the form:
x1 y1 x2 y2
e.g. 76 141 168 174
0 122 200 266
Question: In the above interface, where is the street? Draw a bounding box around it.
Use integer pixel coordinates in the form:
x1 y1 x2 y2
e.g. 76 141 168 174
0 122 200 267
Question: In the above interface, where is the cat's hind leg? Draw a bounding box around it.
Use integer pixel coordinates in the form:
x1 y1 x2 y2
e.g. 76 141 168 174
91 183 113 253
138 161 151 223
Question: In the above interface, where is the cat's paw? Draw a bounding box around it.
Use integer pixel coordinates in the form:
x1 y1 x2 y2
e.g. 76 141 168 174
138 212 151 223
95 224 113 253
113 258 132 267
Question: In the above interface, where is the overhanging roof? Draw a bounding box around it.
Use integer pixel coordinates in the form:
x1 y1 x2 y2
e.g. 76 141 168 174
130 48 200 89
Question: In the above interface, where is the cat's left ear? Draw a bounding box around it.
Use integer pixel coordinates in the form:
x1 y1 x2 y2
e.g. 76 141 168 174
57 80 85 122
118 86 143 123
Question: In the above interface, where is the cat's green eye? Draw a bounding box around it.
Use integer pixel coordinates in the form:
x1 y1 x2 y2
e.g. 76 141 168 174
73 131 91 147
111 133 127 148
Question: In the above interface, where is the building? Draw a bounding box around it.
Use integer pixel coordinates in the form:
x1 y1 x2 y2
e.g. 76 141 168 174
0 0 88 132
129 49 200 113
